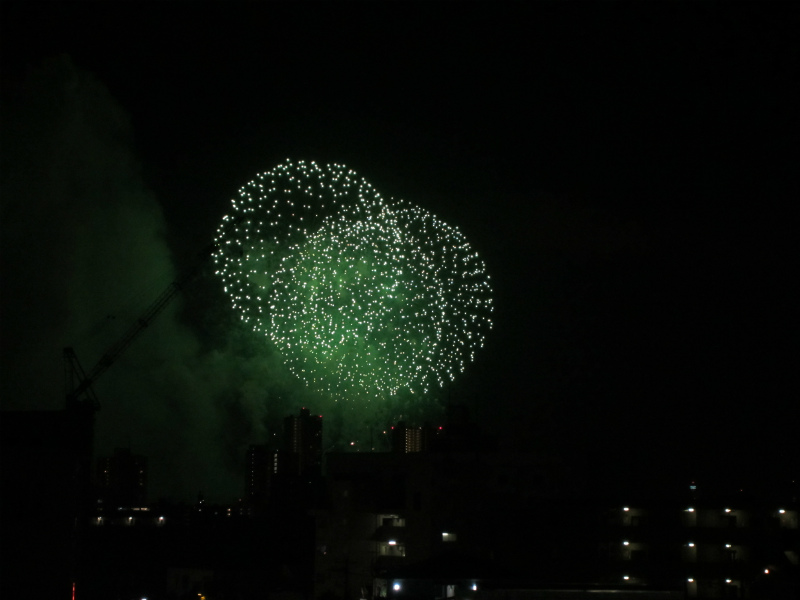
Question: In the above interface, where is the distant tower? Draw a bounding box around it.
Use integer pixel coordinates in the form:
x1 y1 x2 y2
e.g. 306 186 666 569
391 421 439 453
96 448 147 508
246 444 272 506
282 408 323 476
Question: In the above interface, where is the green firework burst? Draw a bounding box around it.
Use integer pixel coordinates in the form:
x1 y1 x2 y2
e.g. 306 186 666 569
213 160 493 402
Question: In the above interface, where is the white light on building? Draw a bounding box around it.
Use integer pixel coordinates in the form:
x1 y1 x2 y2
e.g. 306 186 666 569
393 583 401 591
472 584 478 591
687 579 694 583
623 541 629 546
388 540 397 546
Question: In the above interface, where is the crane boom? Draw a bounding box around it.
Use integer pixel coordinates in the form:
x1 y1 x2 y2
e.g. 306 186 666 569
64 267 200 408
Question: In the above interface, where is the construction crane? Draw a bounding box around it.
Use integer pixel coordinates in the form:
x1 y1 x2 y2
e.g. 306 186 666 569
59 246 213 600
64 245 213 410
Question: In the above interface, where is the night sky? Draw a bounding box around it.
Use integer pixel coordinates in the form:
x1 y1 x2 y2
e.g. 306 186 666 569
1 2 797 502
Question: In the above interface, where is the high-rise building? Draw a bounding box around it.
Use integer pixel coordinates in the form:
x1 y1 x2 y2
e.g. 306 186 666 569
246 444 272 507
392 421 423 453
282 408 323 476
391 422 445 453
96 448 147 508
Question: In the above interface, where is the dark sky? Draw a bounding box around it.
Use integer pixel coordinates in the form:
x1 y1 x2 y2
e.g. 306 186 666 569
1 2 797 501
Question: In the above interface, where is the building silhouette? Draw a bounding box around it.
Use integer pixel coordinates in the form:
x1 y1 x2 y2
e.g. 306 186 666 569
283 407 323 477
0 407 94 598
312 441 799 600
245 443 275 514
96 447 147 509
391 421 438 453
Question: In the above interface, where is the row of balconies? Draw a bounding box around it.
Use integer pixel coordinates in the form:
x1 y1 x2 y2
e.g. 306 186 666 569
613 506 798 529
91 514 167 526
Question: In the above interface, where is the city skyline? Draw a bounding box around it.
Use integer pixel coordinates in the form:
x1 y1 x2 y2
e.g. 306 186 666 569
1 2 797 502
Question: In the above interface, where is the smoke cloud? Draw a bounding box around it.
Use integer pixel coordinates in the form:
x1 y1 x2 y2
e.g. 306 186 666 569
0 57 327 501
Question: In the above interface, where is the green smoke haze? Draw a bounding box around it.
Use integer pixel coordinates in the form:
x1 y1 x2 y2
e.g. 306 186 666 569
0 57 442 501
